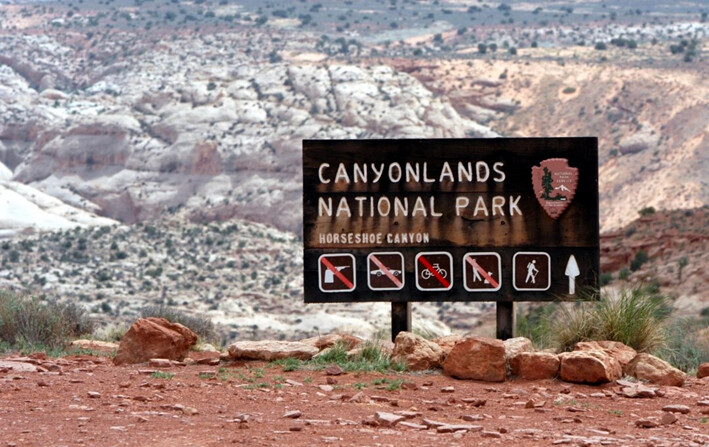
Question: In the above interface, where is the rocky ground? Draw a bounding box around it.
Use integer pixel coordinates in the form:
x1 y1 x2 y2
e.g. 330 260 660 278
1 353 708 447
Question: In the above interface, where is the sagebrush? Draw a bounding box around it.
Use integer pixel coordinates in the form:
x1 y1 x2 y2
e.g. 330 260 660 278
0 290 94 351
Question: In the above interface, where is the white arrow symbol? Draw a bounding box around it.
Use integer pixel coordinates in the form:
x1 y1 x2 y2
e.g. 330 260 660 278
565 255 580 295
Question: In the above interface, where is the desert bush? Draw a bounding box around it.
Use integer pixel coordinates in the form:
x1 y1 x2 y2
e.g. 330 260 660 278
0 290 94 351
140 305 217 343
590 286 670 351
521 286 670 353
656 317 709 373
516 303 556 349
638 206 656 216
629 250 648 271
92 323 129 342
600 272 613 286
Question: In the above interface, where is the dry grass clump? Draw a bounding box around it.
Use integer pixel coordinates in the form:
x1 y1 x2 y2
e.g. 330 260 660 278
518 285 671 353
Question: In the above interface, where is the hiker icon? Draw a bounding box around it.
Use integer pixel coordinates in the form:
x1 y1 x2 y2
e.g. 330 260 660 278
525 260 539 284
513 252 550 292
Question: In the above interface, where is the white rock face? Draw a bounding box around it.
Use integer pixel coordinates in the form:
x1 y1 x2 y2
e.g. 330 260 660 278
0 161 11 181
0 32 496 232
0 180 117 237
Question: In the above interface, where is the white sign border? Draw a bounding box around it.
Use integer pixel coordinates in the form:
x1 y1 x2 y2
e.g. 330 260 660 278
463 252 502 292
318 253 356 293
367 251 405 291
512 251 551 291
415 251 453 292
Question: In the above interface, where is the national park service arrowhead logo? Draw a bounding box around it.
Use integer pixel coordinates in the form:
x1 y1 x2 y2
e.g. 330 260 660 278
532 158 578 219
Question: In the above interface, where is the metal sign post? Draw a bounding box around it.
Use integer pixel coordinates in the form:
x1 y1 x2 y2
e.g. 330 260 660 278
302 138 599 341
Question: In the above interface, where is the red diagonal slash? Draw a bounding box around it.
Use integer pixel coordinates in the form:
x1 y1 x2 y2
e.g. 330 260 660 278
465 256 499 289
418 256 450 288
370 255 403 288
321 257 354 289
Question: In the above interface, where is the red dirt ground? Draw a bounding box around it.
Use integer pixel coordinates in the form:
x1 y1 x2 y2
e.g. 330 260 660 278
1 354 708 447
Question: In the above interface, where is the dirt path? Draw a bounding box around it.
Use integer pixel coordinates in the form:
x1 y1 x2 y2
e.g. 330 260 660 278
1 355 707 446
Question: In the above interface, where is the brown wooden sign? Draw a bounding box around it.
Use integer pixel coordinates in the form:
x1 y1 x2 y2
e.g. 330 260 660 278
303 138 599 303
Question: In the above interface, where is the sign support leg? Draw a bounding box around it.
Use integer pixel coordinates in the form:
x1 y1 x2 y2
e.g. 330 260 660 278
496 301 516 340
391 302 411 342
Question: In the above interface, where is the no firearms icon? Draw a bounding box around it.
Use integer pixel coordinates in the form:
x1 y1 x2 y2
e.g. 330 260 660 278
318 254 355 293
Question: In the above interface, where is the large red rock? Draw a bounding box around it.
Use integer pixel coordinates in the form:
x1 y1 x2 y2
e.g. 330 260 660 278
559 350 622 384
392 331 445 371
625 353 686 386
509 352 560 380
574 341 637 369
114 318 198 365
698 363 709 379
442 337 506 382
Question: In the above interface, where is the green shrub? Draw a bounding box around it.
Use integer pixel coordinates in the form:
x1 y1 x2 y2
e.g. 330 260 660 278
638 206 656 216
140 305 218 343
516 303 555 349
590 286 670 351
549 299 598 352
311 340 350 364
562 86 576 94
0 290 94 352
523 286 670 353
656 317 709 373
600 272 613 286
629 250 648 271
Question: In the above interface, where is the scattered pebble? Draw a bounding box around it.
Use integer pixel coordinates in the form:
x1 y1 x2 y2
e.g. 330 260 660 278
662 405 690 414
148 359 172 368
660 412 678 425
461 398 486 407
283 410 302 419
324 365 343 376
635 418 659 428
481 430 502 438
374 411 405 427
399 421 427 430
436 424 482 433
